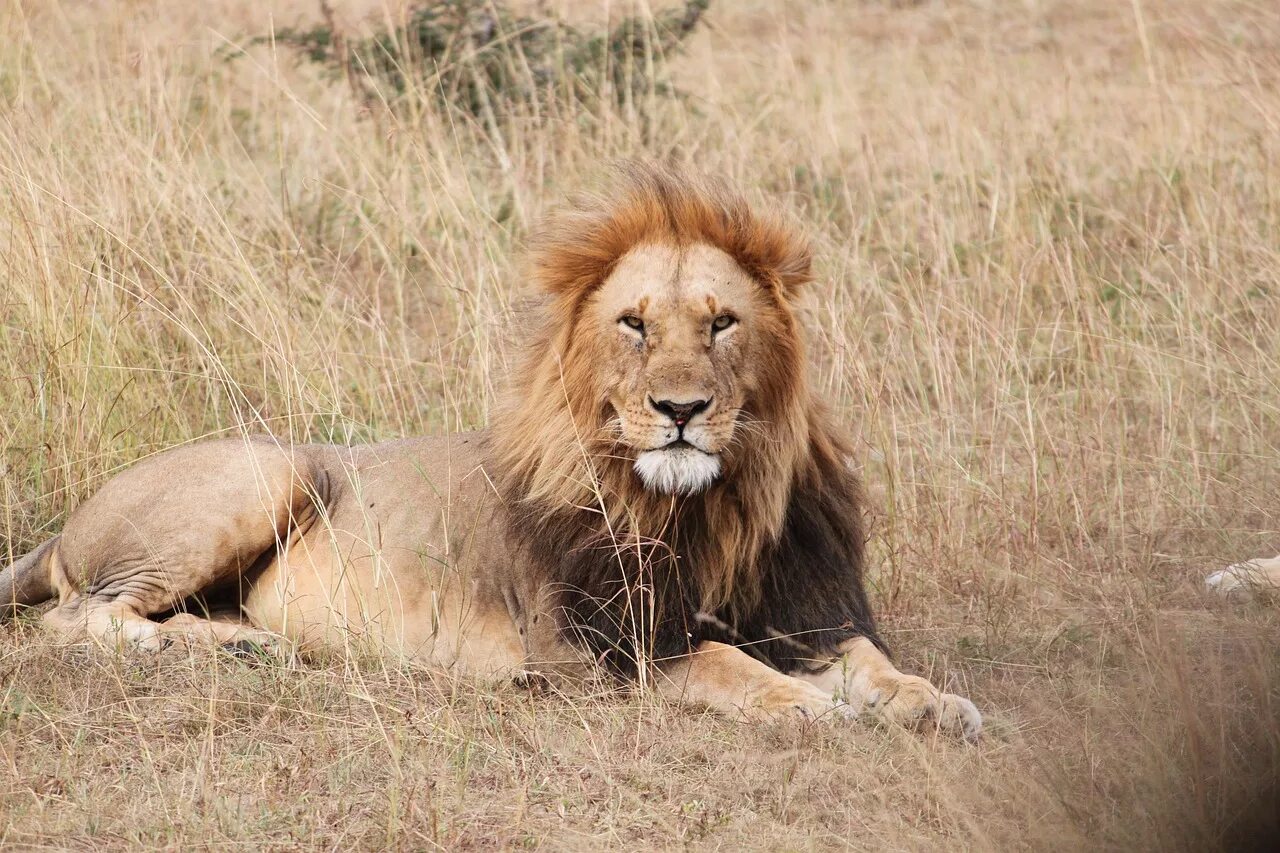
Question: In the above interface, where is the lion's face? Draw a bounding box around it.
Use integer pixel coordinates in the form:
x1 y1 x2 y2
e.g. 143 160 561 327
587 242 780 495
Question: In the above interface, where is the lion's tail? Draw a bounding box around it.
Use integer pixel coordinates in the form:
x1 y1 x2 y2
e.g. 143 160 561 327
1 536 57 618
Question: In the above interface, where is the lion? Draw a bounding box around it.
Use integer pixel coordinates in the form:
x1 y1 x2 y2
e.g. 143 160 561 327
1 165 981 739
1207 557 1280 599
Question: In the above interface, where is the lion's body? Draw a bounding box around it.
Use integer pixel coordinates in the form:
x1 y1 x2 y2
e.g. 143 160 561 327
27 434 561 675
1 166 982 738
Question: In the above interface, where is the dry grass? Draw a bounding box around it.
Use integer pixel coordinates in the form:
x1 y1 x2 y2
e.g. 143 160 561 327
3 0 1280 848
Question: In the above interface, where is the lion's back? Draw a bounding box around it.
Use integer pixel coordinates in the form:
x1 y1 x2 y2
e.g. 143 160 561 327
312 429 505 570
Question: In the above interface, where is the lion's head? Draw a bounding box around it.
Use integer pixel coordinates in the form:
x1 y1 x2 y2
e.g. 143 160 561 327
490 164 863 657
580 236 799 494
493 163 814 503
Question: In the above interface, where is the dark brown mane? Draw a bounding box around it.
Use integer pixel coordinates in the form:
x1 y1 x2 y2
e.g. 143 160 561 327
489 164 880 676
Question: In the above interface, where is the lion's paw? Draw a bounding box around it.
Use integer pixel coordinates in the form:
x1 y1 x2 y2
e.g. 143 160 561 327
1206 566 1250 597
1205 560 1280 599
741 681 856 725
221 634 291 663
863 673 982 742
106 617 167 653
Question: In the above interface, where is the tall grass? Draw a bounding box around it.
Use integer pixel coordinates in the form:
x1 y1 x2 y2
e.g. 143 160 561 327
2 0 1279 848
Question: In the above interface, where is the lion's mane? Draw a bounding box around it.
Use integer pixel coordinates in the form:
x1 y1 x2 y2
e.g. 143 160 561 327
490 164 881 675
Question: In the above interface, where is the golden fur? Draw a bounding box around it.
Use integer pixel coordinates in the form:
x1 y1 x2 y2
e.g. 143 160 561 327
0 165 981 738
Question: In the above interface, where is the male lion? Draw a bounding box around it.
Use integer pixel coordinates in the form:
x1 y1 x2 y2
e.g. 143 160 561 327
1 166 981 739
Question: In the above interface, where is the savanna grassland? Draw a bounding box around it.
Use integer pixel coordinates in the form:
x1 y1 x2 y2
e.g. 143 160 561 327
3 0 1280 849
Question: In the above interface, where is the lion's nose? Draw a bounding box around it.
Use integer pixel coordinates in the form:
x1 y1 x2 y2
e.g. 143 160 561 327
649 397 711 427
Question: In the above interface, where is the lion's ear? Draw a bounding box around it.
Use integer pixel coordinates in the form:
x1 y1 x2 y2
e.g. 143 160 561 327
749 220 812 300
773 240 813 297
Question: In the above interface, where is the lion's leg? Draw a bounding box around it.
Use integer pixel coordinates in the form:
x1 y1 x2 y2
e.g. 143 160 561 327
43 596 167 651
47 439 324 651
657 640 854 722
156 612 284 652
44 591 186 653
1206 555 1280 598
44 599 283 653
793 637 982 740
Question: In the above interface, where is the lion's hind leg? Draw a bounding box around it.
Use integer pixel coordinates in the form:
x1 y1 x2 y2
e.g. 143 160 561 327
43 596 167 651
45 439 325 652
45 600 285 655
157 612 287 656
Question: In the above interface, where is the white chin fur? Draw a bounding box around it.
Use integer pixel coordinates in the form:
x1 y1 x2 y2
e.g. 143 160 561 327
634 447 721 494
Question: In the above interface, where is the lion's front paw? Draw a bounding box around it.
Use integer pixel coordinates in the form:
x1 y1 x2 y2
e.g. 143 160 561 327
863 673 982 741
740 681 855 725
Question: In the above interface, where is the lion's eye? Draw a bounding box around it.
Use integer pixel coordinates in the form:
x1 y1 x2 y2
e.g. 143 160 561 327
711 314 737 334
619 315 645 335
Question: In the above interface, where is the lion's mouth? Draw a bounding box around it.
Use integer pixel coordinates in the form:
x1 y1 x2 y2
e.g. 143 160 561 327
633 444 721 495
648 435 713 453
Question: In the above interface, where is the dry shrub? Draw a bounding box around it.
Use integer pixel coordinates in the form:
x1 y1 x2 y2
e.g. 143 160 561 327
237 0 709 127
